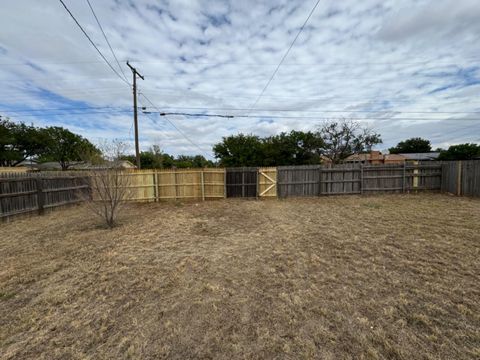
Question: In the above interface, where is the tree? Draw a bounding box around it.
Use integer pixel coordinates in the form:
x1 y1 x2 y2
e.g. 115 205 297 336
175 155 214 168
318 120 382 164
213 131 326 167
213 134 264 167
40 126 100 170
120 145 214 169
0 118 48 166
262 130 324 166
438 143 480 160
389 137 432 154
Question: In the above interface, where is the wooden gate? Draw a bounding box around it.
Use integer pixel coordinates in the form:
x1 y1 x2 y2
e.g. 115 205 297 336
226 167 258 198
258 167 277 198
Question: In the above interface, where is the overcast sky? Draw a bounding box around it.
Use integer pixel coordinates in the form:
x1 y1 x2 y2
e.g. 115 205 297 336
1 0 479 158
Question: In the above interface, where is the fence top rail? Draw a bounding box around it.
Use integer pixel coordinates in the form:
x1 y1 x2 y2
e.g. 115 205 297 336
226 167 259 171
277 165 322 170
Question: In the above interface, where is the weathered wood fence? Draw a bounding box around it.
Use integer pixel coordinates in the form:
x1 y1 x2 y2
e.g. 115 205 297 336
277 163 442 197
441 161 480 197
0 175 90 219
0 161 478 220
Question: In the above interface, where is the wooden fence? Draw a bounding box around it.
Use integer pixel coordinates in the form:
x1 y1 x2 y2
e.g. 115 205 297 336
226 167 258 198
441 160 480 197
0 175 90 219
277 162 442 198
0 161 478 220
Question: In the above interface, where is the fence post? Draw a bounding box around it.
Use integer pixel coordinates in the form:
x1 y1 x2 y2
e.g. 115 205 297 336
152 170 157 202
360 164 363 195
456 161 462 196
36 178 45 215
256 168 259 199
413 161 419 191
174 170 178 200
223 169 227 198
318 166 322 196
201 170 205 201
242 171 245 198
402 162 406 193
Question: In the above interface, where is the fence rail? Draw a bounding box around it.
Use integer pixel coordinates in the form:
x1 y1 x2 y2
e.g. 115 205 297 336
277 162 443 198
0 161 479 220
0 176 90 219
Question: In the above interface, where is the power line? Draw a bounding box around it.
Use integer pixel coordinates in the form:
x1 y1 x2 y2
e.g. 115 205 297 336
2 58 480 67
3 104 480 117
138 93 215 159
2 110 132 117
0 106 129 112
150 107 480 115
248 0 322 112
58 0 130 87
149 111 234 118
4 107 480 122
85 0 129 83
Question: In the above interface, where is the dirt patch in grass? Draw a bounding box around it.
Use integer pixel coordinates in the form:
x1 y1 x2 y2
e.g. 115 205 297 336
1 194 479 359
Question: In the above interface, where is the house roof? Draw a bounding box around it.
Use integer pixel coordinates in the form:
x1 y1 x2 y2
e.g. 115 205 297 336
398 152 440 160
384 154 406 161
345 153 370 161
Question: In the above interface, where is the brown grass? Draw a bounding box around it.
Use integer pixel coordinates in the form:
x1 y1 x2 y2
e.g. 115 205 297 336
1 194 479 359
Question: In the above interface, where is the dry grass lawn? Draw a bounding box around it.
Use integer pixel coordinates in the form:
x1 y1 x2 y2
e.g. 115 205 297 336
1 194 479 359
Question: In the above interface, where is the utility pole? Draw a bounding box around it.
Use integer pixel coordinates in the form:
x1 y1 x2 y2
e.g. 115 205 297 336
126 61 144 169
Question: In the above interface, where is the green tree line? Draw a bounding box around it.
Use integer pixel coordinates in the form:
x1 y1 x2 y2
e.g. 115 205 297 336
389 137 480 160
0 117 100 170
213 121 382 166
120 145 215 169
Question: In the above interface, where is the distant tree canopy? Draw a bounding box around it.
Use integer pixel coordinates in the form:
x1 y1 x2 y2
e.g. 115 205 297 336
38 126 101 170
0 118 48 166
214 121 382 166
437 143 480 160
0 118 100 169
213 131 325 167
389 137 432 154
120 145 215 169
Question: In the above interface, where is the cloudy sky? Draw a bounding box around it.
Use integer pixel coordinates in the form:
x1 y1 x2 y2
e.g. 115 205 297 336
1 0 479 158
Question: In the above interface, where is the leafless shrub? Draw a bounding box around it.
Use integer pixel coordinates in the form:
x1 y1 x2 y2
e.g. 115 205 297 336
84 140 132 228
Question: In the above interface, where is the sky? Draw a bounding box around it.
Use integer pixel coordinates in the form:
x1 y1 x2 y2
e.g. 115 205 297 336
0 0 479 158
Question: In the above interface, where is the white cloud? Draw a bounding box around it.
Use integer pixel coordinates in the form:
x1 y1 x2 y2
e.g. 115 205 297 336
0 0 479 158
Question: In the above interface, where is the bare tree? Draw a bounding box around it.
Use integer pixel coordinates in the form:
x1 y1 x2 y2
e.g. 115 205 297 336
318 119 382 164
84 140 131 228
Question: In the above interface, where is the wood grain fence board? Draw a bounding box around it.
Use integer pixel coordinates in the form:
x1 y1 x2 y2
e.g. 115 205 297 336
258 167 277 198
0 175 89 219
226 167 258 198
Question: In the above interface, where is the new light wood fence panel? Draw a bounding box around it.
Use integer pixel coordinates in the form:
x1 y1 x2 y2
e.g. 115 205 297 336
258 167 277 198
155 168 225 200
124 171 156 201
202 169 226 199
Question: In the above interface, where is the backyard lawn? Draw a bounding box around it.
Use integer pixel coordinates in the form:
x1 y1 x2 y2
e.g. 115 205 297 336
1 194 479 359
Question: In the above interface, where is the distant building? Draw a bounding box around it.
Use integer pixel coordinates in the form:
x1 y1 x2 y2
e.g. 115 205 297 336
398 152 441 162
345 151 405 164
75 160 137 170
